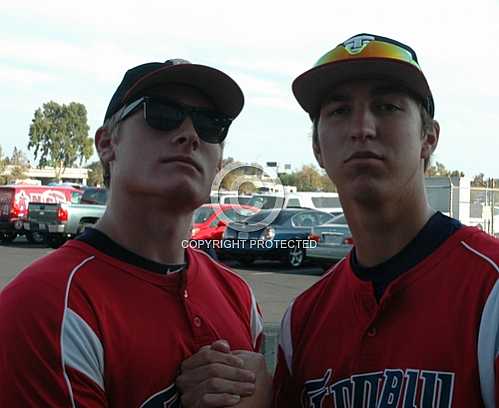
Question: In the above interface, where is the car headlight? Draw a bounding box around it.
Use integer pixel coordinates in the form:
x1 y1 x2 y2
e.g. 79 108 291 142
260 227 275 240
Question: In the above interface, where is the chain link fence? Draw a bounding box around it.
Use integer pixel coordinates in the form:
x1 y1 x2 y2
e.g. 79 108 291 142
470 186 498 237
425 176 498 237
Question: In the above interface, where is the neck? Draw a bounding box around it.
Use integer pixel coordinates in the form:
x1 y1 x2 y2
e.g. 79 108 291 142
342 183 434 268
95 190 194 265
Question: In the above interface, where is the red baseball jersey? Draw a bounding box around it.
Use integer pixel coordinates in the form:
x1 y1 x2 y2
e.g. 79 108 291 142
0 240 263 407
273 227 499 407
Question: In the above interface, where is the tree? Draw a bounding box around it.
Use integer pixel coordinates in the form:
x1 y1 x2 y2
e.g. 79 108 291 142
294 165 325 192
319 174 337 192
0 145 7 184
279 173 297 187
28 101 93 181
471 173 486 187
8 147 29 182
222 157 235 168
426 161 464 177
0 146 29 184
426 161 449 176
86 161 104 186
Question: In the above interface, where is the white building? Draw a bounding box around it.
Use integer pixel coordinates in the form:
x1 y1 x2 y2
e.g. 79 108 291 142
1 165 88 186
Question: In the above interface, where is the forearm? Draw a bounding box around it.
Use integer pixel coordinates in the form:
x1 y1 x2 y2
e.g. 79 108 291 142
232 351 272 408
234 370 272 408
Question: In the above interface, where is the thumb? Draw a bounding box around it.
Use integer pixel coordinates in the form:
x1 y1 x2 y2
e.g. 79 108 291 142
211 339 231 353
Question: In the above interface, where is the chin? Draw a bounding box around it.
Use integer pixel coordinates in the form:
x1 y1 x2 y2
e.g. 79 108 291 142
127 179 206 207
352 188 385 207
343 176 387 206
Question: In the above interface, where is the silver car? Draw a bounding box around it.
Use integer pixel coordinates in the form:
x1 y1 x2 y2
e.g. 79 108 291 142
306 213 353 269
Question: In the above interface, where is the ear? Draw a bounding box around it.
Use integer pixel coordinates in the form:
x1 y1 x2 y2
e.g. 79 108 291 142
421 120 440 160
95 126 116 164
313 141 324 168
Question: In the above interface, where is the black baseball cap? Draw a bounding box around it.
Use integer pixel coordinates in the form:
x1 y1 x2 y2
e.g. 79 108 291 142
292 33 435 118
104 58 244 122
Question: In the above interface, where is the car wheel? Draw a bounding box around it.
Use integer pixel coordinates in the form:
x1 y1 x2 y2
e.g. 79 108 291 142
0 232 17 244
238 256 255 266
25 231 46 244
287 246 305 268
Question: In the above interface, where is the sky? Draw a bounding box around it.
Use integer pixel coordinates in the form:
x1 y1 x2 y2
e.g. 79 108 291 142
1 0 498 178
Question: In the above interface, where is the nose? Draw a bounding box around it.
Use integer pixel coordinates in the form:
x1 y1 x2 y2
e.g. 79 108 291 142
170 116 200 149
347 105 376 142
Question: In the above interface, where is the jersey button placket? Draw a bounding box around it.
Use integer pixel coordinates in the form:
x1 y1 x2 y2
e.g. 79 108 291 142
193 316 202 328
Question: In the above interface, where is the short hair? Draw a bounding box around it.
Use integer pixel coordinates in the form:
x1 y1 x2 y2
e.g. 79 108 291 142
311 103 435 171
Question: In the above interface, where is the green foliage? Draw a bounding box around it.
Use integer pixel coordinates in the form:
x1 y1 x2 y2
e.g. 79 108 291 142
0 145 7 184
279 173 297 187
28 101 93 181
0 146 29 184
426 161 464 178
472 173 486 187
8 147 29 182
86 161 104 186
287 165 337 192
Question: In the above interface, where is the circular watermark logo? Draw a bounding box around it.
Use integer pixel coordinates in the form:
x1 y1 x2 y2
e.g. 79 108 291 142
210 162 286 232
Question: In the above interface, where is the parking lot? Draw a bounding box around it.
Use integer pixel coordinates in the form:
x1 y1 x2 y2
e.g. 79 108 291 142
0 237 325 324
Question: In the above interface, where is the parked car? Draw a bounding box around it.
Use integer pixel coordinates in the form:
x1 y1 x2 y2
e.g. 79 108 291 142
306 213 353 269
192 203 259 242
207 192 253 206
0 184 82 244
221 208 335 268
25 187 107 248
247 192 342 215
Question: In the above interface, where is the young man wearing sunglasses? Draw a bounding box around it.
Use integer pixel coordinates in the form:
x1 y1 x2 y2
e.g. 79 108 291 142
0 59 271 407
176 34 499 407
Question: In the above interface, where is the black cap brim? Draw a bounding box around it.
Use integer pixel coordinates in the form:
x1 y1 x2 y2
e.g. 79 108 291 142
292 58 434 118
122 63 244 118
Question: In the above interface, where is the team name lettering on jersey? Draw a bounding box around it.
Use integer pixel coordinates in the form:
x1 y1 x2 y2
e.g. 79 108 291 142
301 368 455 407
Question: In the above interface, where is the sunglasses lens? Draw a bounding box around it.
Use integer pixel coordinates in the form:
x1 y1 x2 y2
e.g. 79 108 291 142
192 111 231 143
144 99 231 143
145 100 185 131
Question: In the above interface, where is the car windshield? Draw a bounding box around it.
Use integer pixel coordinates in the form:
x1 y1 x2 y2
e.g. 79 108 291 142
311 196 342 208
193 206 215 224
330 214 347 225
71 191 82 204
81 188 108 205
247 195 285 210
242 210 288 225
224 196 253 206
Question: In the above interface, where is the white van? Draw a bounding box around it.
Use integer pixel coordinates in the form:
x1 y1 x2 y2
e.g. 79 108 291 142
247 192 342 215
287 192 342 215
208 191 253 206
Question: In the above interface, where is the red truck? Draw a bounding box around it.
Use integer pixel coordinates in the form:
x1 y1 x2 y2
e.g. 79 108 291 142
0 184 82 243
